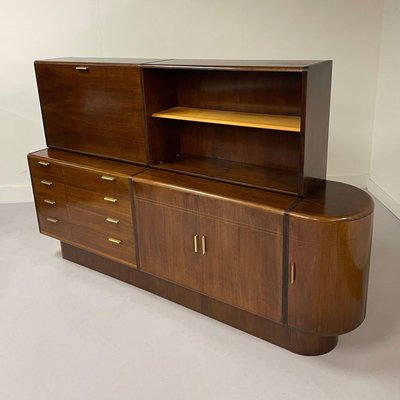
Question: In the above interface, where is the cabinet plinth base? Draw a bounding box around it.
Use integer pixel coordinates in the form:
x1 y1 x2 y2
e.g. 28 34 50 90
60 242 337 356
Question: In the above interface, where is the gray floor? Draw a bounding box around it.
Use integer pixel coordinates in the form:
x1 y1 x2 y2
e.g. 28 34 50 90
0 199 399 400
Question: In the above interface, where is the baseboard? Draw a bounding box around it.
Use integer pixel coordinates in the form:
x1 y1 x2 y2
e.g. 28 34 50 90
0 185 33 204
367 179 400 219
327 174 368 189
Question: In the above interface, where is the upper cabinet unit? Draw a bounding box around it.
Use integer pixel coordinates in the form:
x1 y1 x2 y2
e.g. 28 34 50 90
35 57 161 164
142 60 332 197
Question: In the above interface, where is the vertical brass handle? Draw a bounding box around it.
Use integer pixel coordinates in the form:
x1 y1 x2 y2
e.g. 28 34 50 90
38 161 50 166
201 235 206 255
290 263 296 284
193 235 199 253
101 175 116 182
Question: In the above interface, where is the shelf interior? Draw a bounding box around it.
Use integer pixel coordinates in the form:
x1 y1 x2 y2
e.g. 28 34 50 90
153 107 301 132
154 154 299 195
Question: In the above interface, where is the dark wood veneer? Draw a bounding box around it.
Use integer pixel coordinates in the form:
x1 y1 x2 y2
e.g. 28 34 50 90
28 59 374 355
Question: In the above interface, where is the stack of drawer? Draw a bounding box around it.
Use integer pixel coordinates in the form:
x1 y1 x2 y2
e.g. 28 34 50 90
28 149 144 267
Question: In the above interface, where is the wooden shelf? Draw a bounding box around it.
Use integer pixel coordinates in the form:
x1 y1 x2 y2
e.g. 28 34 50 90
152 107 301 132
154 154 299 195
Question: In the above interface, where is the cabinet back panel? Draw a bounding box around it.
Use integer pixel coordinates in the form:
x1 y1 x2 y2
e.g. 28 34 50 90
179 122 300 171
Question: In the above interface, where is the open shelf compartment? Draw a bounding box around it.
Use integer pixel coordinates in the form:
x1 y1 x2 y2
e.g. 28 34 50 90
152 106 301 132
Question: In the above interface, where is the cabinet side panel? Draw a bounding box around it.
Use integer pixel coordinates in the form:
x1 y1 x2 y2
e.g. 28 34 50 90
288 214 373 335
300 62 332 196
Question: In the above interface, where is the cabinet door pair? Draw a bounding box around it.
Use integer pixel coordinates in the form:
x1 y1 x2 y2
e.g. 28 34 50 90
134 182 283 323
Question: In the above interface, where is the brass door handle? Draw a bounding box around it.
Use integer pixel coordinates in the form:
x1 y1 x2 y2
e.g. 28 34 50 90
106 217 119 224
76 66 88 71
104 197 117 203
46 217 58 223
290 263 296 284
101 175 116 182
38 161 49 166
201 235 206 255
193 235 199 253
44 199 55 205
108 237 121 244
41 180 53 186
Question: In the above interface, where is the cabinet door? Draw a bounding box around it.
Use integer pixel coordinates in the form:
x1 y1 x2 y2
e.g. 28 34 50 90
135 199 203 292
35 62 147 163
200 215 283 322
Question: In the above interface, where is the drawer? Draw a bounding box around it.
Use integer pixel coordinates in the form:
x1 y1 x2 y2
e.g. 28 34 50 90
63 165 130 195
38 214 71 240
68 206 134 241
35 193 68 220
71 224 136 265
32 177 66 200
28 155 63 179
66 185 132 220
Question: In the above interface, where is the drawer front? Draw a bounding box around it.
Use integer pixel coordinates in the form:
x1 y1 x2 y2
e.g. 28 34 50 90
68 206 134 241
71 225 136 265
29 156 63 179
38 214 71 240
32 177 66 200
63 165 129 195
35 62 148 163
66 185 132 220
35 193 68 220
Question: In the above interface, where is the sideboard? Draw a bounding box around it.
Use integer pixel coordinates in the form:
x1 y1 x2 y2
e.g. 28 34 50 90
28 58 374 355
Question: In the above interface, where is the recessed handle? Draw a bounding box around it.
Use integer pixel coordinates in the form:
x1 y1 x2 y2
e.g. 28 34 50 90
106 217 119 224
75 66 88 71
193 234 199 253
38 161 50 166
101 175 116 182
46 217 58 223
41 180 53 186
108 237 121 244
104 197 117 203
201 235 206 255
44 199 55 205
290 263 296 284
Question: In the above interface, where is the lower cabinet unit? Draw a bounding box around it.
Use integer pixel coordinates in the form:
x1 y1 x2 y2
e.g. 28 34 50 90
133 170 289 322
28 149 374 356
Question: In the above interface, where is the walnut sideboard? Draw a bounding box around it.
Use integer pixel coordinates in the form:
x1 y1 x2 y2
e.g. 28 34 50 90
28 58 374 355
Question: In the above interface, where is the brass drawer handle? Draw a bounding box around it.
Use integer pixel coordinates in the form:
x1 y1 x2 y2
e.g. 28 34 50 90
41 180 53 186
201 235 206 255
193 234 199 253
104 197 117 203
76 66 88 71
44 199 55 205
290 263 296 284
108 237 121 245
101 175 116 182
38 161 50 166
46 217 59 223
106 217 119 224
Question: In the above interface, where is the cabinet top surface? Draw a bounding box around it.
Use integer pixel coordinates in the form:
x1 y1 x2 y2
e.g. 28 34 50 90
34 57 169 65
142 59 332 71
34 58 331 71
28 148 146 176
289 181 374 222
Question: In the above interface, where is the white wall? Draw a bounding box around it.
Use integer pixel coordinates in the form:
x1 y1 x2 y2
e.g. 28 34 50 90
368 0 400 218
0 0 385 203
